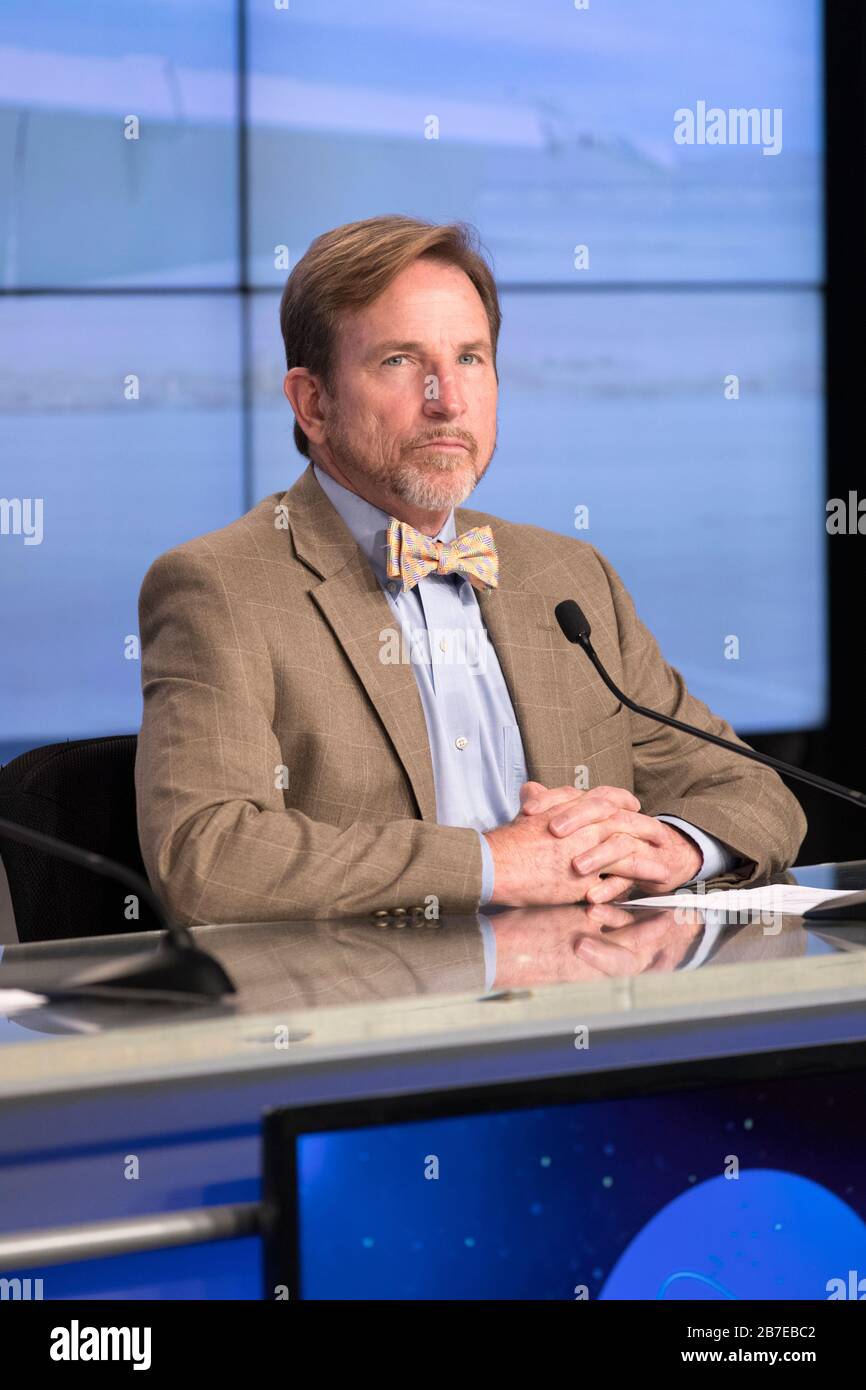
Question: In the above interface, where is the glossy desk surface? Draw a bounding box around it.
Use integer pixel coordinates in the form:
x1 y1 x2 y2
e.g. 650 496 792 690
1 862 865 1104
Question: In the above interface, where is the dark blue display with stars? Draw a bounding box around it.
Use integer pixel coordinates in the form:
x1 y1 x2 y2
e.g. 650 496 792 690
295 1071 866 1299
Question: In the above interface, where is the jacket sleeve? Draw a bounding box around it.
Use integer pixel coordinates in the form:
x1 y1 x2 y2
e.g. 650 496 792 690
134 548 484 924
589 546 807 886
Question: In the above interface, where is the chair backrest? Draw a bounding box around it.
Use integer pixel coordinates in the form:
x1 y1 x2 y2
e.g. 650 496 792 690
0 736 163 943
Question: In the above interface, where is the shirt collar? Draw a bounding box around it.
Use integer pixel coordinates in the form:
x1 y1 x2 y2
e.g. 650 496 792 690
312 462 458 588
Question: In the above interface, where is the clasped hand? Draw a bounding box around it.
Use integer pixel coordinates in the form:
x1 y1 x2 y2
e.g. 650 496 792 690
483 780 703 907
519 780 702 903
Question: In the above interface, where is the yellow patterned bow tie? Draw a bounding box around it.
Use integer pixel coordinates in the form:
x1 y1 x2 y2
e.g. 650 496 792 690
385 517 499 594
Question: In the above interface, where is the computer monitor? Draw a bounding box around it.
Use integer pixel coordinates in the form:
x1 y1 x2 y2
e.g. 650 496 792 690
262 1041 866 1301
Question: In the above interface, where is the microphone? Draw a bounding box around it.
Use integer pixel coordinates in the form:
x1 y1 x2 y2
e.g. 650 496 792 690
0 815 235 1000
554 598 866 922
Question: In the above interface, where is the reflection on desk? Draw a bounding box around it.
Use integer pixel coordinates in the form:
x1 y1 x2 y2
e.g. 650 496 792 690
1 861 865 1100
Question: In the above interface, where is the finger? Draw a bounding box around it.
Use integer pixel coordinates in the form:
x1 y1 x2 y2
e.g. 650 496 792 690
583 875 634 904
616 909 680 931
521 785 583 816
526 784 640 820
573 835 670 883
586 905 676 937
572 924 667 976
549 807 659 841
519 781 548 807
522 795 583 811
583 909 671 945
592 784 641 813
573 833 644 876
547 815 637 867
585 913 674 954
584 901 638 929
599 856 671 885
547 790 642 836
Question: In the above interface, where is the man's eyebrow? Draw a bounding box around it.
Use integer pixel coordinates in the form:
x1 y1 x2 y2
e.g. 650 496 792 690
367 338 492 357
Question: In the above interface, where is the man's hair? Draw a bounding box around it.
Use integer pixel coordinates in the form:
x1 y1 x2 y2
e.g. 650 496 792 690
279 214 501 459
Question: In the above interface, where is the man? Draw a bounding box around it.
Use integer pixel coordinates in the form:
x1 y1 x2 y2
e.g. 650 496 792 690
135 214 806 925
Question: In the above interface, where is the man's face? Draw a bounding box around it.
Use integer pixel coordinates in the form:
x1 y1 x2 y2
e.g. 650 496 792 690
316 257 499 516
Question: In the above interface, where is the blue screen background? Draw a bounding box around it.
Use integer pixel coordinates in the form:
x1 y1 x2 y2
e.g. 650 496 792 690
0 0 825 760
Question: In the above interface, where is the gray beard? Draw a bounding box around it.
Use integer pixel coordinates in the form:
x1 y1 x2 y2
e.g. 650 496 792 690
388 455 480 511
324 423 495 516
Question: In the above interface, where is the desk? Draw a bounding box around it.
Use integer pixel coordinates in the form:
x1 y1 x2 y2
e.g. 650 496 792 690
1 861 865 1299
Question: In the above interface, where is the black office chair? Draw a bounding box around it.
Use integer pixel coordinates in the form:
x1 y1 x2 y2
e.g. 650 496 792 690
0 736 163 944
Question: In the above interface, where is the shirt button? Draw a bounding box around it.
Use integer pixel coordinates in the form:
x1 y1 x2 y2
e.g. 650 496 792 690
439 637 448 651
455 736 468 750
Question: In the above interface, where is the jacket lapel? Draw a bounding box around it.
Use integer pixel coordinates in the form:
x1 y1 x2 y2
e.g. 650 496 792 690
283 465 438 822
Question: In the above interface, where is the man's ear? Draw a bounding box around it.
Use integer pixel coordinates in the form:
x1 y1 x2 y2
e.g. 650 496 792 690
284 367 329 448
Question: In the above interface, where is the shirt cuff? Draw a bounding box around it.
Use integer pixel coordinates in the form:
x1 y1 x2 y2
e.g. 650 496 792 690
655 815 738 885
677 912 727 971
477 913 498 991
478 830 495 905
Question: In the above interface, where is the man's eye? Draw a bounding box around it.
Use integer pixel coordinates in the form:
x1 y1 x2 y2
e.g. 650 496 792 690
383 355 407 366
459 353 481 364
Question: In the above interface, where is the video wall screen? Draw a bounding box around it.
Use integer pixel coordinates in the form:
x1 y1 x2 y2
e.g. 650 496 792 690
0 0 825 761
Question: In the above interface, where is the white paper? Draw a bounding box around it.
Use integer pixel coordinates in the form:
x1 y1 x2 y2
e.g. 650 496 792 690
0 989 48 1015
625 885 851 912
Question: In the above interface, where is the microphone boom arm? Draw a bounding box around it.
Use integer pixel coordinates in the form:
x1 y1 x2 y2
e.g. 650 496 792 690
553 598 866 812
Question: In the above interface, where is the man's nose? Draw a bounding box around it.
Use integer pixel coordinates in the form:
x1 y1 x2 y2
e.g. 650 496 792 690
420 367 465 417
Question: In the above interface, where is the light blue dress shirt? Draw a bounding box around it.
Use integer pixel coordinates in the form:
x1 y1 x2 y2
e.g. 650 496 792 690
311 465 736 939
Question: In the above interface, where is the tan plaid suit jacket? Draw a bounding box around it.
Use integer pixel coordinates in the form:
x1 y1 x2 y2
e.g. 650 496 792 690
134 463 807 925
